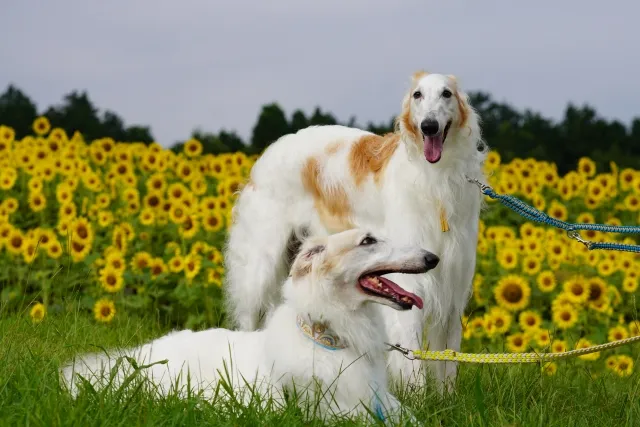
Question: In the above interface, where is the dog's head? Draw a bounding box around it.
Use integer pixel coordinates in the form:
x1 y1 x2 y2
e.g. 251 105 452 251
396 71 480 164
286 228 439 312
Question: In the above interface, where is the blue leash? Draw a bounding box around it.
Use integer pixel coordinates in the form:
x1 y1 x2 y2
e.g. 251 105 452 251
465 176 640 253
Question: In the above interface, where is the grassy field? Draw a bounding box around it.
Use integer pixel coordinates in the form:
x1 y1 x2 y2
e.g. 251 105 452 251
3 119 640 425
1 304 639 427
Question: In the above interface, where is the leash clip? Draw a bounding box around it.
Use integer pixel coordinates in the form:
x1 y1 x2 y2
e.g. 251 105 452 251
566 230 592 249
465 175 492 193
385 342 415 360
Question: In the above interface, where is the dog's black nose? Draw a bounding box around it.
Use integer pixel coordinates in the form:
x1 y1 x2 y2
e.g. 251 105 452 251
420 119 439 136
424 253 439 269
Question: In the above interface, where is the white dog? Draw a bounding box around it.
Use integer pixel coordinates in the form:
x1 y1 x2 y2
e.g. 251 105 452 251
60 228 439 424
224 71 487 391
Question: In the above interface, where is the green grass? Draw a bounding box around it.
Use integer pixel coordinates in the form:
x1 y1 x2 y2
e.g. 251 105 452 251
1 306 640 427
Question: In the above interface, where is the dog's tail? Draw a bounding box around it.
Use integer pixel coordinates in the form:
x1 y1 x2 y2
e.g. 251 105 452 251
223 184 300 331
60 346 151 398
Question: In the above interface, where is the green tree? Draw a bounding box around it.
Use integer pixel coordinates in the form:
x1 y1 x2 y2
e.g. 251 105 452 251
0 85 38 138
250 103 290 154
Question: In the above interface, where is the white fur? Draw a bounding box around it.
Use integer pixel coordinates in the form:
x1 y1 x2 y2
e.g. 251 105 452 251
60 229 436 424
225 72 488 391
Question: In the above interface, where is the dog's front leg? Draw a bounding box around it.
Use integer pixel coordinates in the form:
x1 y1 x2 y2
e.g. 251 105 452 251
382 303 427 389
442 310 463 394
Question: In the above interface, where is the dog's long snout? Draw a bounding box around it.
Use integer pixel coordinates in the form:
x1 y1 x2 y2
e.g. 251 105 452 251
423 252 439 270
420 118 439 136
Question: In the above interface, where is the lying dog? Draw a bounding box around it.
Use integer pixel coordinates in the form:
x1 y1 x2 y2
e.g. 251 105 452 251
60 228 439 424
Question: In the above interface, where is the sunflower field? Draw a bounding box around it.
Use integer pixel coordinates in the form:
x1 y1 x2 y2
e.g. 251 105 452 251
1 117 639 380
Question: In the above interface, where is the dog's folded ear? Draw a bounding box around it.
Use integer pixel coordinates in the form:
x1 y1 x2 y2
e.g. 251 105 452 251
290 238 326 280
302 245 325 259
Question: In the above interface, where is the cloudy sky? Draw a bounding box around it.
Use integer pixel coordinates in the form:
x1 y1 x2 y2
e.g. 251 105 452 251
2 1 638 147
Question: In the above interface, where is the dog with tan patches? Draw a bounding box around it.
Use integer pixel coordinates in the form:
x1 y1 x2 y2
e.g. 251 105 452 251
61 229 438 425
225 71 488 391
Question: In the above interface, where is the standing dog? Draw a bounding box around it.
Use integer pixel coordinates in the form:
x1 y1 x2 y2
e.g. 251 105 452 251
224 71 487 391
60 229 439 424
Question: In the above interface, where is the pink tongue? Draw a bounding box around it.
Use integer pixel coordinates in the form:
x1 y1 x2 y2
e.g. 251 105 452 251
424 135 443 163
378 276 424 309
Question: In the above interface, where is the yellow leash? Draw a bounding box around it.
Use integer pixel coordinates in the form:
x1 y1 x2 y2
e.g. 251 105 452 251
386 334 640 364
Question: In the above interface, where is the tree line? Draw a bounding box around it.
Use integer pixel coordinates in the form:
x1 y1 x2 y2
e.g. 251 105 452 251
1 84 639 173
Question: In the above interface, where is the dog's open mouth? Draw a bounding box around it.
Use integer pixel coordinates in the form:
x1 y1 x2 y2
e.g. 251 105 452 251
423 120 452 164
358 272 424 310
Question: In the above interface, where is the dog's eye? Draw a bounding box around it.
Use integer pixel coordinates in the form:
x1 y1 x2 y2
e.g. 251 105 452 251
442 89 452 99
412 91 422 100
360 236 377 246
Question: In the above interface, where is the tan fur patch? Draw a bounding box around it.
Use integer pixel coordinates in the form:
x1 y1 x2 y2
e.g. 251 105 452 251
325 141 343 155
348 133 400 187
412 70 429 82
455 90 468 128
292 262 312 280
397 99 420 148
301 157 354 233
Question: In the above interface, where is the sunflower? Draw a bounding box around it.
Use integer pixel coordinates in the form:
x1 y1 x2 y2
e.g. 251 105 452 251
6 229 24 255
33 116 51 136
497 248 518 270
469 317 485 338
202 211 224 233
70 237 92 263
563 275 589 304
139 208 156 226
551 340 567 353
518 310 542 331
547 200 568 221
494 275 531 312
206 247 224 265
0 169 17 190
71 217 94 243
184 254 202 281
169 203 188 225
168 255 185 273
606 355 619 371
2 197 18 214
149 258 168 279
105 251 126 273
624 194 640 211
608 325 629 342
30 303 46 324
536 271 556 293
521 255 541 276
47 241 63 259
143 192 163 210
614 355 634 377
506 332 529 353
176 160 195 182
535 329 551 348
552 305 578 330
541 362 557 376
184 138 203 158
28 191 46 213
131 251 152 272
146 173 167 193
99 266 124 293
190 175 208 196
596 259 615 277
94 299 116 323
179 214 199 239
206 267 224 287
575 338 599 361
619 168 636 190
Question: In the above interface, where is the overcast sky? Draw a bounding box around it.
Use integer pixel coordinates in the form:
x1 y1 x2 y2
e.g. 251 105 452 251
2 1 638 147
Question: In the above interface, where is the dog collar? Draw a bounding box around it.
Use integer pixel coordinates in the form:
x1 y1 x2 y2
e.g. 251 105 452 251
296 314 348 351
